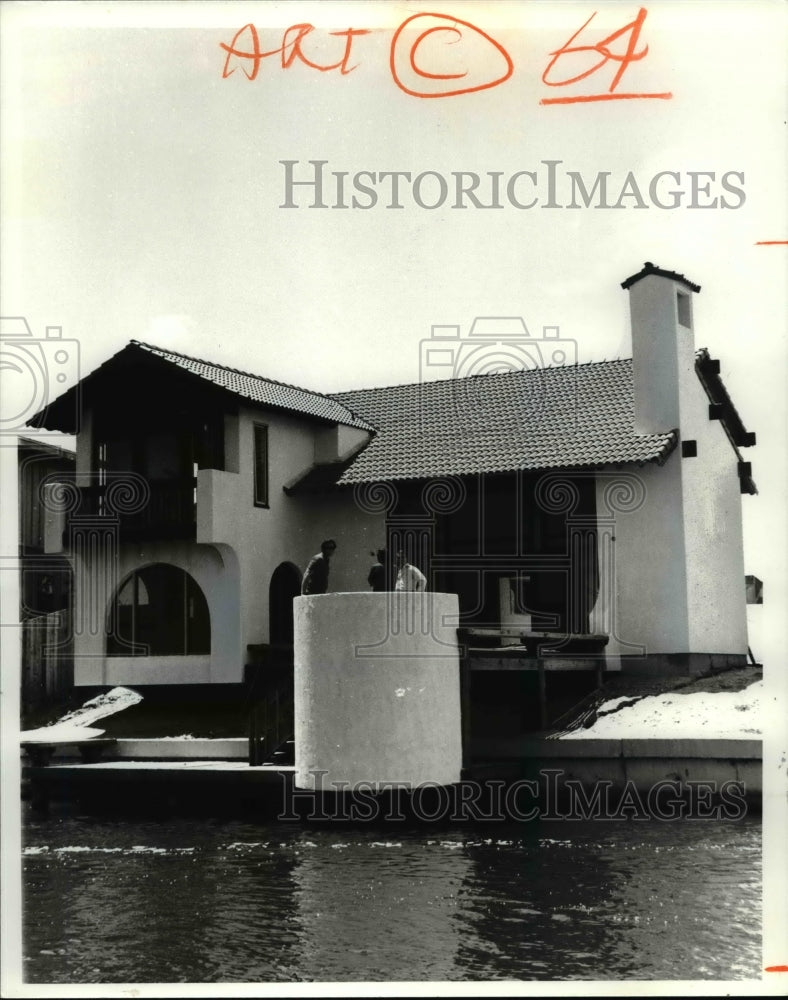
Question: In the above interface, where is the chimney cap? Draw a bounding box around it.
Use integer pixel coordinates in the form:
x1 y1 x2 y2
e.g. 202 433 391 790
621 261 701 293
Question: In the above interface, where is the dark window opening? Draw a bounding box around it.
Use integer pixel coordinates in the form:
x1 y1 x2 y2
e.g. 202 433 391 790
194 418 225 471
431 471 598 634
107 563 210 656
254 424 269 507
20 563 72 619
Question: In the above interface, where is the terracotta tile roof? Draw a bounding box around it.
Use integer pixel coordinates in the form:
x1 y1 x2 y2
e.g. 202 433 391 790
318 359 677 487
132 341 375 431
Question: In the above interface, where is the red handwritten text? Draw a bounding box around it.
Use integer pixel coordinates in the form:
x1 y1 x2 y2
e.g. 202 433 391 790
389 12 513 98
220 8 671 105
541 7 671 104
220 23 371 79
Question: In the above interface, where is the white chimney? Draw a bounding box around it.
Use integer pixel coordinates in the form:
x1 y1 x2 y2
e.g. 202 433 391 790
622 261 701 436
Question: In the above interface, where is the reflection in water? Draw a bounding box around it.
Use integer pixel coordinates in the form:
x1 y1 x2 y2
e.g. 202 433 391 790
289 830 468 980
454 822 762 980
456 824 618 979
22 808 760 983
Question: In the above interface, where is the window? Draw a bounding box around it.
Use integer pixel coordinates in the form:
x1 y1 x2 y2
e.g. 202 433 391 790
107 564 210 655
254 423 269 507
676 291 691 328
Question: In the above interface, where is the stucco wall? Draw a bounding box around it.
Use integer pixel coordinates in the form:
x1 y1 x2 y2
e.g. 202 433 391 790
288 489 385 595
679 367 748 654
70 400 383 685
630 275 692 433
314 423 369 463
73 541 240 686
230 405 384 655
602 453 690 657
70 407 247 685
294 592 463 790
607 416 747 659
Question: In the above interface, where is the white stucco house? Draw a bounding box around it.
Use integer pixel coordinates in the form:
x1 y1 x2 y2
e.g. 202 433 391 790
29 263 757 698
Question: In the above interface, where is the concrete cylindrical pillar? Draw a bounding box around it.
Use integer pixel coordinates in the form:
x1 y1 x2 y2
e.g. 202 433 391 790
294 592 462 791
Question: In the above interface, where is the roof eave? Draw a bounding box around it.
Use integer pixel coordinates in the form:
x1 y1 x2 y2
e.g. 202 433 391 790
315 439 680 492
695 350 757 451
621 261 701 292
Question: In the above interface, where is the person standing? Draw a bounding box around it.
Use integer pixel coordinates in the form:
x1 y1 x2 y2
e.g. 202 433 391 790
394 549 427 592
301 539 337 595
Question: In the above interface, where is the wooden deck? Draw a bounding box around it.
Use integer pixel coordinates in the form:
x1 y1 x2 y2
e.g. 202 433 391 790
459 632 610 741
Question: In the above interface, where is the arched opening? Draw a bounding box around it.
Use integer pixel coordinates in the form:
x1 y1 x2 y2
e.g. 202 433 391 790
269 562 301 646
107 563 210 655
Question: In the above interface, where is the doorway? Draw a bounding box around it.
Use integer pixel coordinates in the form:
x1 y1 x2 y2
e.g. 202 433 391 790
269 562 302 646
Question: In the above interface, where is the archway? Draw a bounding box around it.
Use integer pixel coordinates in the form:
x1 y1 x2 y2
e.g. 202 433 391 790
107 563 211 655
269 561 302 646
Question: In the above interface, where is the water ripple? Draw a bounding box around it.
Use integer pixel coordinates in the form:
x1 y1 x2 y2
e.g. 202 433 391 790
22 815 761 982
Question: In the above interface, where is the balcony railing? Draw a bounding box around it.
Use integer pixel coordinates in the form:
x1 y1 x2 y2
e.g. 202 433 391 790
68 478 196 541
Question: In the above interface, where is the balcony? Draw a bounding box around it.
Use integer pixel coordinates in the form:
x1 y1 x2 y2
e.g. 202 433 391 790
67 478 196 542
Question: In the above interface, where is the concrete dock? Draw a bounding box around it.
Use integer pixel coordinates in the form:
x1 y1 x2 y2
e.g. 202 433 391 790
22 735 761 819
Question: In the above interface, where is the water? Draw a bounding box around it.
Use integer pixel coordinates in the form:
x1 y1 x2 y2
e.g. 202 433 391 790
22 808 761 983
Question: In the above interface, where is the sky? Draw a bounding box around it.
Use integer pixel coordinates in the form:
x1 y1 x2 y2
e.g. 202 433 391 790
2 1 787 995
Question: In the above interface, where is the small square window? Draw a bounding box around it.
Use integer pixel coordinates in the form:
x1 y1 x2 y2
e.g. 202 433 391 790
681 439 698 458
254 424 269 507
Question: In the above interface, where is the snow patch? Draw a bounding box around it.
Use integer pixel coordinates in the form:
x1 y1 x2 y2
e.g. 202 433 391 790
561 681 762 740
21 687 142 742
21 724 107 743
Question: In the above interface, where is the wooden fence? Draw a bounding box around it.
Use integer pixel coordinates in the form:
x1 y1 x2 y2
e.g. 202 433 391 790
21 610 74 712
246 643 294 766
